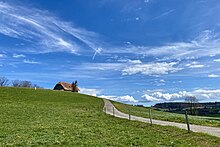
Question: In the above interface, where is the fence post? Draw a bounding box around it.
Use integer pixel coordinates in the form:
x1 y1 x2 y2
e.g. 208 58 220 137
185 111 190 133
149 109 152 126
129 108 131 120
113 107 115 117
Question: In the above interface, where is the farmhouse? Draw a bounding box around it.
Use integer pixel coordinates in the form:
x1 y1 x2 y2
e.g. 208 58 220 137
53 82 80 92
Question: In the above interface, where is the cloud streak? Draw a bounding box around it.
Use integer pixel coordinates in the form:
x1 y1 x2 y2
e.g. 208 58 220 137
23 59 40 64
13 54 25 58
107 30 220 62
122 62 182 76
0 54 4 58
153 9 175 20
185 62 204 68
208 74 220 78
0 1 101 54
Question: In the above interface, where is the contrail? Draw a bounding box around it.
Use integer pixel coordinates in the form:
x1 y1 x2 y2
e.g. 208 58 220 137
92 47 102 60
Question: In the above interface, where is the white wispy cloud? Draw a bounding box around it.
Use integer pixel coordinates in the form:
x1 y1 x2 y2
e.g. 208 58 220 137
0 1 100 54
189 64 204 68
80 62 182 77
127 59 142 64
208 74 220 78
185 62 204 68
107 41 199 60
75 61 183 77
100 95 138 103
13 53 25 58
213 58 220 62
153 9 175 20
195 30 216 43
122 62 182 76
23 59 40 64
107 30 220 62
142 94 162 102
118 59 142 64
0 54 4 58
154 79 166 86
79 63 125 72
160 79 165 83
79 88 102 96
144 0 150 3
80 59 183 76
142 89 220 102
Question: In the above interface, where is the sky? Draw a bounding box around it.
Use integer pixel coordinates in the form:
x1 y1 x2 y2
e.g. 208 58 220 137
1 0 220 106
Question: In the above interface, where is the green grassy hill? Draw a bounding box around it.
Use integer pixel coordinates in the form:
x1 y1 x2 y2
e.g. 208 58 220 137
0 87 219 146
112 101 220 127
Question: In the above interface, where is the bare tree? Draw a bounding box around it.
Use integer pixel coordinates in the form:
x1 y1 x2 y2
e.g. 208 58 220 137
0 77 9 87
12 80 42 88
185 96 198 115
12 80 21 87
20 81 32 88
12 80 32 87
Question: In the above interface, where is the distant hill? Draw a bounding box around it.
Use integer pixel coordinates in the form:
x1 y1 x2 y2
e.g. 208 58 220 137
153 102 220 116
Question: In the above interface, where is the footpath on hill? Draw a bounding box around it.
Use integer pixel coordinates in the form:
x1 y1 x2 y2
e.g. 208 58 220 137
103 99 220 138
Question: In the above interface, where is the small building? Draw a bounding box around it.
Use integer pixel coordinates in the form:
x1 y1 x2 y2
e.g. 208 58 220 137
53 82 80 92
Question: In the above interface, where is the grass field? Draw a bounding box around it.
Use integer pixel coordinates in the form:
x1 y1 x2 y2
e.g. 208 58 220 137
112 101 220 127
0 87 220 146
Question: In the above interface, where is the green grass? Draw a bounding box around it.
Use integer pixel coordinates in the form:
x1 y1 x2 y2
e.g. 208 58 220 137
0 87 219 146
112 101 220 127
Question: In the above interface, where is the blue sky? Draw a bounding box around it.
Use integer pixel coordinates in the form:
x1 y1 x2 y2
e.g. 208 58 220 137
1 0 220 105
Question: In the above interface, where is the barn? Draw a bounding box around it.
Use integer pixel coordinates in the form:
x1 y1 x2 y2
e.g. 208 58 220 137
53 82 80 92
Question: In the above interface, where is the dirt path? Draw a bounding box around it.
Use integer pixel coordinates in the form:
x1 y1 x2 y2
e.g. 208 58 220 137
103 99 220 138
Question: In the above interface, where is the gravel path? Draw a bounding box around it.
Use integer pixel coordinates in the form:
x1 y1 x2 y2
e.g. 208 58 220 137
103 99 220 138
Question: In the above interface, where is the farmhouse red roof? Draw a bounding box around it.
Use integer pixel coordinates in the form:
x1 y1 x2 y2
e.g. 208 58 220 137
58 82 80 91
58 82 72 90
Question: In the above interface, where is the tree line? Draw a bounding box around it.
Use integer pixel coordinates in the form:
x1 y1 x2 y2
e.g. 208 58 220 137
0 76 42 88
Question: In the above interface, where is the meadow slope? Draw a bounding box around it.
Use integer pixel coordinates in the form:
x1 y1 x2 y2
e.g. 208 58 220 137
0 87 219 146
112 101 220 127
